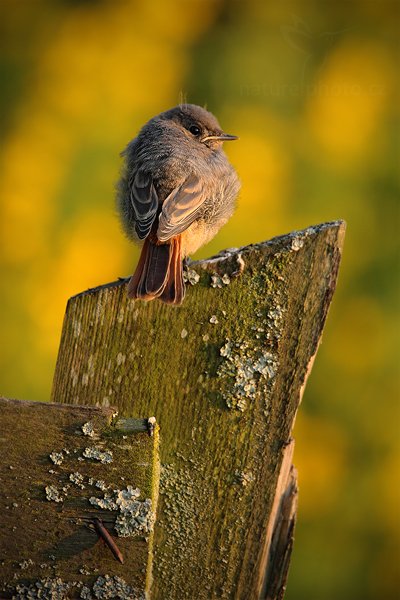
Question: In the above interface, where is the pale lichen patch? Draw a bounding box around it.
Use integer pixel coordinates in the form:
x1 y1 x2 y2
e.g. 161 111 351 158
83 447 113 464
210 273 231 288
91 574 145 599
95 479 108 491
12 575 144 600
89 485 154 538
220 341 232 358
19 559 34 570
69 472 85 489
15 577 71 598
82 421 95 437
89 493 118 511
218 339 279 411
287 224 320 252
115 488 154 537
45 485 64 503
49 451 64 466
290 236 304 251
183 268 200 285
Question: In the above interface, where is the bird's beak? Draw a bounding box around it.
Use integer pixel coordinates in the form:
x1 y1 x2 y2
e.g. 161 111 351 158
202 133 239 143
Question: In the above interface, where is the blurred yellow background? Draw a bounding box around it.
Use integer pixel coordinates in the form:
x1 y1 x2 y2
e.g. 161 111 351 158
0 1 398 598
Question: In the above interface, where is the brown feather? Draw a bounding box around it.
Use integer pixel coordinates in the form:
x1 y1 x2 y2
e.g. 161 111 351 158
127 236 184 304
145 242 171 295
160 236 185 305
127 238 150 299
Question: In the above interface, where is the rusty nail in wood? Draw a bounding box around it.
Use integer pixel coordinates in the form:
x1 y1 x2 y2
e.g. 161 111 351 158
93 518 124 564
147 416 156 436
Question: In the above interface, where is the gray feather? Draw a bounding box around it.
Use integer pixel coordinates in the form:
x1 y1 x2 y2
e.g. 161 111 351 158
157 175 207 241
128 170 158 239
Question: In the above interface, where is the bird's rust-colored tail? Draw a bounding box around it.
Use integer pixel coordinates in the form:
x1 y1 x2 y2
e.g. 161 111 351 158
127 236 185 305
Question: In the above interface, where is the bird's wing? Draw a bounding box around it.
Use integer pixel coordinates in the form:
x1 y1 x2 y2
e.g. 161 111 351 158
129 169 159 239
157 174 208 241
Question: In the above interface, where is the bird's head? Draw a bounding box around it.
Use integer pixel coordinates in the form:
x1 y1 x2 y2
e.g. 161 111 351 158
158 104 238 150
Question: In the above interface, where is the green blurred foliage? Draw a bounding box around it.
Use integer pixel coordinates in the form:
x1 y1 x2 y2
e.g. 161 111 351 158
0 1 398 598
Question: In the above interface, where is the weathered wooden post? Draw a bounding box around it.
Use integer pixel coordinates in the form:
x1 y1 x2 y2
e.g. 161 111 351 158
51 220 345 599
0 399 159 598
0 221 344 599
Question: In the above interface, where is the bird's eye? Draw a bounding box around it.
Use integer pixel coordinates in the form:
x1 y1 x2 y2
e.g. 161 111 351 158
189 124 201 136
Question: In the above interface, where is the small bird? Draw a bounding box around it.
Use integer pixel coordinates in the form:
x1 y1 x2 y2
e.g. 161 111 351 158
117 104 240 305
